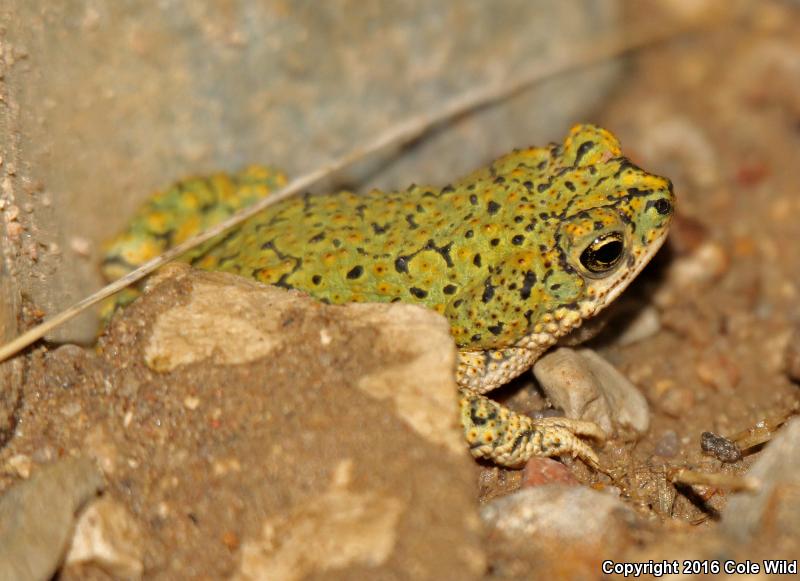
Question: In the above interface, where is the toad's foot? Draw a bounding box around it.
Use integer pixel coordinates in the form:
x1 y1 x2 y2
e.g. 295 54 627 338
459 387 605 469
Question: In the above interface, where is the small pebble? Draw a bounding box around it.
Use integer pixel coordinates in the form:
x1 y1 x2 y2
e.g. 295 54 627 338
785 325 800 382
6 221 23 240
669 213 709 256
521 458 579 488
184 396 200 410
669 241 729 288
579 349 650 435
735 159 770 186
64 497 144 580
6 454 32 478
653 430 680 458
656 384 695 418
533 348 613 436
614 306 662 347
69 236 92 257
222 530 240 551
319 329 333 345
695 353 741 391
701 431 742 463
60 402 82 417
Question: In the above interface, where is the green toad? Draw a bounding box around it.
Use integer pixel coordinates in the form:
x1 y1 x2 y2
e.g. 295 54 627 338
103 125 674 468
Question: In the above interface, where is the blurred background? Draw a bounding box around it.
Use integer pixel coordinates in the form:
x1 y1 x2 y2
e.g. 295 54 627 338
1 2 799 577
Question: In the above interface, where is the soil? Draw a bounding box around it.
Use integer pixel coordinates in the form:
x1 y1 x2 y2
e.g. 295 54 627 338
2 1 800 579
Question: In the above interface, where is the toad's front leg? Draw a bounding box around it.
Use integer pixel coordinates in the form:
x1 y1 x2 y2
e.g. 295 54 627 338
459 386 605 468
457 347 605 468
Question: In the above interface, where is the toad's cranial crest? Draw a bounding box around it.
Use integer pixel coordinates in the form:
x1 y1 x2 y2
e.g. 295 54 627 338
104 124 674 468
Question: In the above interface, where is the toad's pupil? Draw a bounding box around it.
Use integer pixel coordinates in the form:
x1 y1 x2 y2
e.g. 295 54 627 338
594 240 623 265
580 234 624 273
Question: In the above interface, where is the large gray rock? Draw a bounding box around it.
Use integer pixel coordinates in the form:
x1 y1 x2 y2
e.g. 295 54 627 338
0 0 620 342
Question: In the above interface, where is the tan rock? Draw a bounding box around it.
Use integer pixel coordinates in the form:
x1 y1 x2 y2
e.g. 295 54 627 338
93 268 484 579
533 347 650 437
64 497 144 580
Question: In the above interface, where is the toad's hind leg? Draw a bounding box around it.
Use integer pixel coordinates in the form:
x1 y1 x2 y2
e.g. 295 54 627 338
459 387 605 468
99 166 287 319
102 166 287 280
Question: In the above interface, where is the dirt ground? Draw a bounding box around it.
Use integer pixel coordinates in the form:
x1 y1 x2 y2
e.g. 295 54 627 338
1 1 800 579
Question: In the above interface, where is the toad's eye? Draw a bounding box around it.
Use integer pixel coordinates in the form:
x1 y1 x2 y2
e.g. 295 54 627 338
653 198 672 215
579 232 625 275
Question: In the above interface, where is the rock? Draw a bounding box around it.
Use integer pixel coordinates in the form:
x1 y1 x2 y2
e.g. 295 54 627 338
533 348 612 435
481 485 638 543
521 457 580 488
578 349 650 435
84 268 483 579
701 431 742 463
0 457 104 581
664 241 730 291
533 347 650 438
481 484 641 577
653 380 695 418
43 344 96 391
5 454 32 479
142 269 464 456
721 418 800 543
236 459 404 581
63 497 144 580
653 430 680 458
785 324 800 382
614 305 662 347
694 352 741 392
